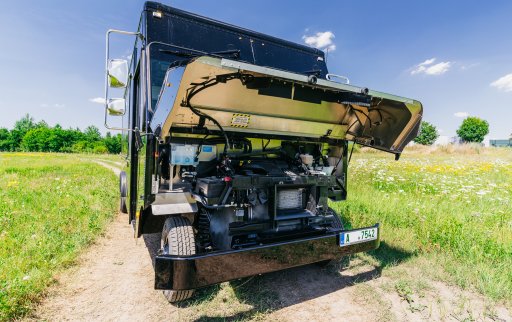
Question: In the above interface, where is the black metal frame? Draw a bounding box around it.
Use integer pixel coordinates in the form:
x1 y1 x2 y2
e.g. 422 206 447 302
155 224 380 290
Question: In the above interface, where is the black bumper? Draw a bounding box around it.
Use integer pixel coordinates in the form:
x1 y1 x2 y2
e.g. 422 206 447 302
155 224 380 290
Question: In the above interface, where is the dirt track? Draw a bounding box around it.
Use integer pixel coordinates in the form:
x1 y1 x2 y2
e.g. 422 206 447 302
26 163 511 322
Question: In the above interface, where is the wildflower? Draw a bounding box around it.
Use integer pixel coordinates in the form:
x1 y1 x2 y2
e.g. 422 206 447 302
7 181 18 187
476 190 489 196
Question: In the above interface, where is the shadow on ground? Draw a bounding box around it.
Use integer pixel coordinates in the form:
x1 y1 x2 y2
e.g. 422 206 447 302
143 233 414 321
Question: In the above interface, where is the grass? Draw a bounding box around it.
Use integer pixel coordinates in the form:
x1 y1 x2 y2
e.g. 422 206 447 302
332 145 512 304
170 278 281 321
0 152 118 320
1 146 511 320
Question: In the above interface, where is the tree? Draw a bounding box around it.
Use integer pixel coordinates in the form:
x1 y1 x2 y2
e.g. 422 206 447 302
413 121 439 145
21 127 53 152
84 126 101 142
0 128 12 151
13 114 35 133
456 117 489 143
10 114 36 150
103 132 122 154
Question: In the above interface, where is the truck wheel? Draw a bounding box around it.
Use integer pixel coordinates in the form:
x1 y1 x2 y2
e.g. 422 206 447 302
317 209 345 268
119 171 127 213
330 209 343 230
161 216 196 303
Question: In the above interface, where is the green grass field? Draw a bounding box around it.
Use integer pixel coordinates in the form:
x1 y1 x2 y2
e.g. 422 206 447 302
0 153 118 320
332 146 512 303
0 147 510 320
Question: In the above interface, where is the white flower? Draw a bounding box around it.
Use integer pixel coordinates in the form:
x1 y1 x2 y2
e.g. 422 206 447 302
476 190 488 196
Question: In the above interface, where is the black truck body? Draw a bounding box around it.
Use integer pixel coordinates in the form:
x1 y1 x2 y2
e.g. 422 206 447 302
104 2 422 301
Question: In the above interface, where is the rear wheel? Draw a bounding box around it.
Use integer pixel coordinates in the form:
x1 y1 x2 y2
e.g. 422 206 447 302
161 216 196 303
119 171 127 213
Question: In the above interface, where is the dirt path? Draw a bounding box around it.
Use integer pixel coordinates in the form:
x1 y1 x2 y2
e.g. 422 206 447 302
26 163 511 322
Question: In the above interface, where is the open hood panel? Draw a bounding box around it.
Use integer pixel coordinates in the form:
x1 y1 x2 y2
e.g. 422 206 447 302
151 56 423 154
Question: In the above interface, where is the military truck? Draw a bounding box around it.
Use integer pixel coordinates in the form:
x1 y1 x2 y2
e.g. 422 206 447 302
103 1 423 302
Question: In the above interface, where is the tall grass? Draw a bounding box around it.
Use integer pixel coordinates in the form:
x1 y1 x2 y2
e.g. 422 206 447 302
0 153 118 320
332 148 512 303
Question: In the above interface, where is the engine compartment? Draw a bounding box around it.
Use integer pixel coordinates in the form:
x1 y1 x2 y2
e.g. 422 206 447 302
155 138 347 252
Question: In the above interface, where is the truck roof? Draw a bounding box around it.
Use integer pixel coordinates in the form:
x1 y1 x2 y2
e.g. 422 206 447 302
143 1 329 77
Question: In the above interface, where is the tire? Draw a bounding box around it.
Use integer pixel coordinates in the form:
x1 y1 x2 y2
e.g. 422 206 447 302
161 216 196 303
330 209 343 230
317 208 345 268
119 171 127 213
119 197 127 213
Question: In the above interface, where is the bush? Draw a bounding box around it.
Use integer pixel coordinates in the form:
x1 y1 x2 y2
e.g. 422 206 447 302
413 121 439 145
92 142 108 154
71 140 90 153
456 117 489 143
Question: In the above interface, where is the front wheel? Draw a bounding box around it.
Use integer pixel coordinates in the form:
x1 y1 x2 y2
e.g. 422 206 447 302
161 216 196 303
317 209 347 268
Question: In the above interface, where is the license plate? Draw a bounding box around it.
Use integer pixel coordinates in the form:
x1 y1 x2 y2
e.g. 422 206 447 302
339 227 378 246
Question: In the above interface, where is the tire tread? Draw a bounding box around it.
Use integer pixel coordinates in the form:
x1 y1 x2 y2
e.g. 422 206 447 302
162 216 196 303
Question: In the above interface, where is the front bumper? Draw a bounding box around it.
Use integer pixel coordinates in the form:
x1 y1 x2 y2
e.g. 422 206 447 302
154 224 380 290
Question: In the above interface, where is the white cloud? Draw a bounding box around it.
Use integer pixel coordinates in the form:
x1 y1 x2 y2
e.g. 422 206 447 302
89 97 106 104
460 63 479 71
411 58 452 76
490 73 512 92
454 112 469 118
419 58 436 66
302 31 336 51
54 103 65 108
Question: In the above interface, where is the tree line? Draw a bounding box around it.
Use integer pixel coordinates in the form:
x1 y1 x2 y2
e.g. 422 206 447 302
414 117 490 146
0 114 122 154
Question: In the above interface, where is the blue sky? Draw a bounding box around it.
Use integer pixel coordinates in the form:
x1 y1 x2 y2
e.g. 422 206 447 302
1 0 511 139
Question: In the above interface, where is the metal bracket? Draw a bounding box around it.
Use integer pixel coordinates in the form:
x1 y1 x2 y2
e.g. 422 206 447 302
326 73 350 84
